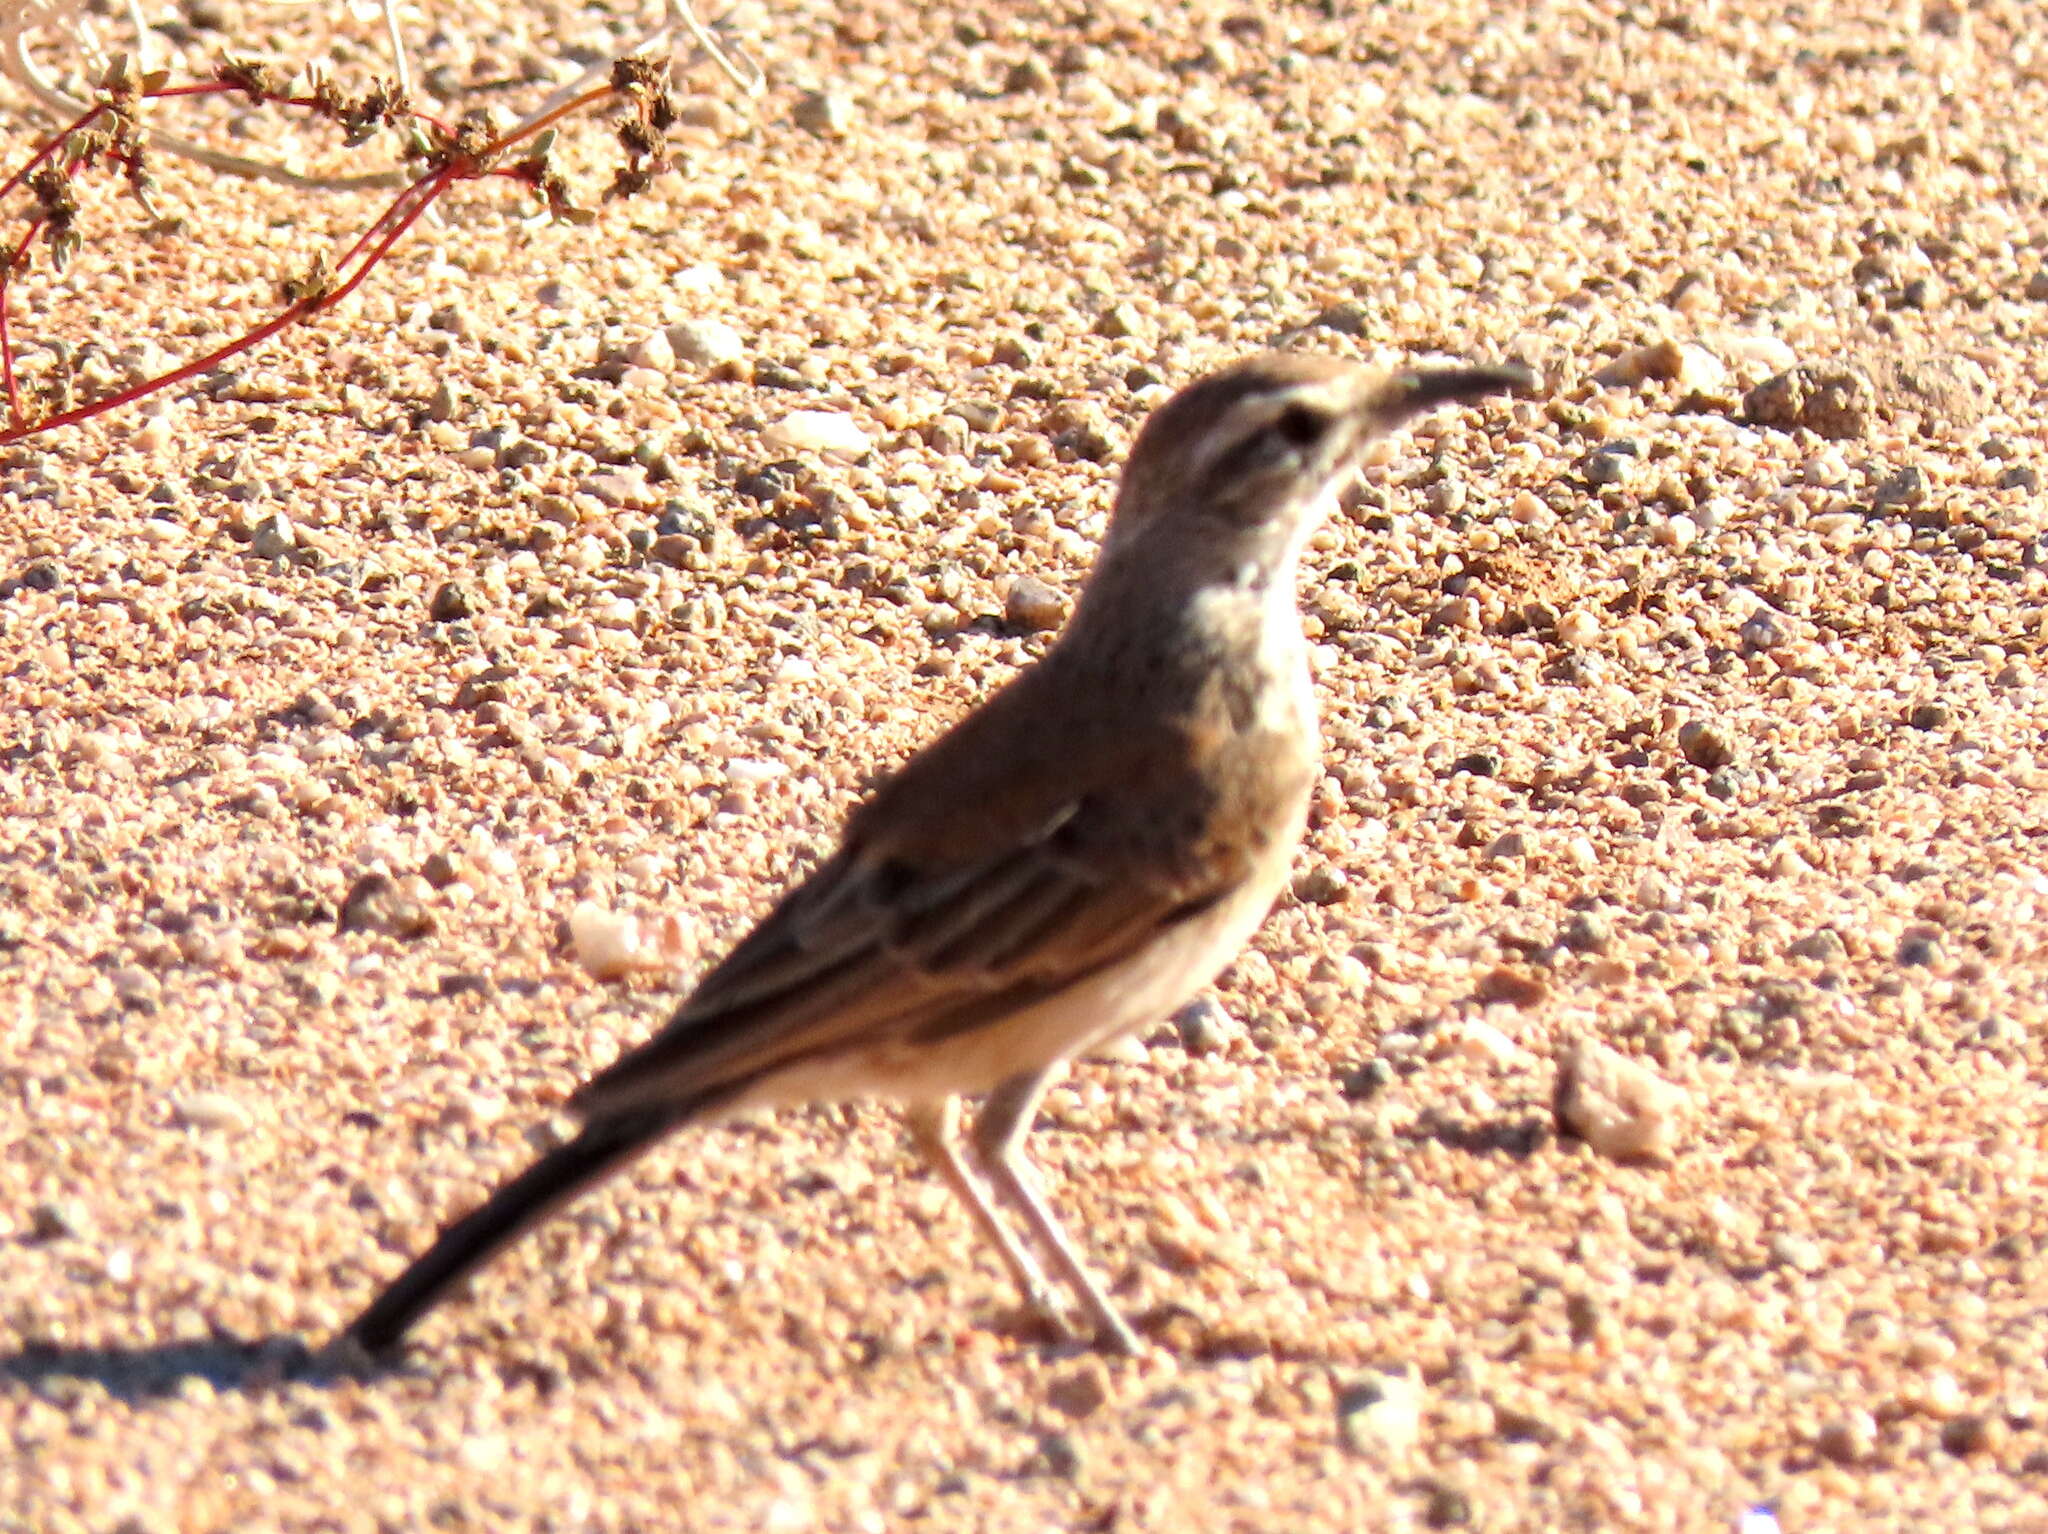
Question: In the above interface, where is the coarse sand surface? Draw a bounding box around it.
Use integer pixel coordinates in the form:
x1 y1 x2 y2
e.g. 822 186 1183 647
3 1 2047 1528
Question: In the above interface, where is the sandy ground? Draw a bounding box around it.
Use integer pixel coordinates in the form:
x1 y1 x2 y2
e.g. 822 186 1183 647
4 0 2047 1528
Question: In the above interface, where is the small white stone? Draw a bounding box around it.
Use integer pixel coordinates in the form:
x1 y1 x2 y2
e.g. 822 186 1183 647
570 903 649 980
774 656 819 684
1655 512 1700 547
1338 1366 1424 1459
1770 1232 1825 1273
1452 1019 1524 1070
1555 609 1599 646
629 328 675 371
763 410 872 462
1174 997 1237 1056
1672 344 1728 392
665 317 746 367
1554 1037 1689 1162
1093 1032 1148 1064
1717 332 1798 376
173 1092 253 1134
1636 870 1680 911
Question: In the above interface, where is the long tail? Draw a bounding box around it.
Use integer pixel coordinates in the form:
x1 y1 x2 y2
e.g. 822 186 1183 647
343 1108 684 1355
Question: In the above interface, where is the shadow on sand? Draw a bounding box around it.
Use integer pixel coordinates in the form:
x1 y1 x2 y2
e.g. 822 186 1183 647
0 1333 384 1400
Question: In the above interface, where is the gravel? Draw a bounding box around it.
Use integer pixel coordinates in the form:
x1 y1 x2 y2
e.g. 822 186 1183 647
6 0 2048 1529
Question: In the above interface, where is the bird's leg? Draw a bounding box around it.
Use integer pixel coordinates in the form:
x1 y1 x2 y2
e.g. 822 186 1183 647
971 1066 1144 1356
904 1098 1073 1337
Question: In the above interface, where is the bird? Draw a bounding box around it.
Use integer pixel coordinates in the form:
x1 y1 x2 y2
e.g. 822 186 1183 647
341 351 1531 1358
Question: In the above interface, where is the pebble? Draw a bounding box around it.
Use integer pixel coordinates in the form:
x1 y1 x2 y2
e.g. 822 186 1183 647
1093 303 1145 340
1046 1357 1112 1418
250 513 297 559
1555 609 1599 646
1450 1019 1523 1070
1896 931 1944 967
337 872 434 939
1175 997 1237 1055
1769 1232 1825 1273
1004 55 1055 94
1342 1058 1396 1100
173 1092 253 1134
1941 1413 2006 1457
1677 720 1735 770
1581 444 1635 485
1292 864 1350 906
628 329 675 372
1094 1032 1147 1065
1035 1431 1084 1479
1476 965 1547 1007
569 903 654 980
1740 609 1788 654
111 966 161 1010
1653 512 1698 547
29 1200 87 1241
1872 465 1928 509
1788 927 1846 962
1337 1367 1424 1459
1003 575 1067 632
428 581 473 622
1742 364 1875 440
792 90 853 138
1591 339 1726 392
665 318 746 368
762 411 871 462
1636 870 1680 911
1816 1410 1878 1465
1560 910 1613 955
419 851 464 890
1553 1037 1688 1162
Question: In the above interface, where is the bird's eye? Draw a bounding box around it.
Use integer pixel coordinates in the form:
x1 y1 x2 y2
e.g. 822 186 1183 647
1272 404 1329 448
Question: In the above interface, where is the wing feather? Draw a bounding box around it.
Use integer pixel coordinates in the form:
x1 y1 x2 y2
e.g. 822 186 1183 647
573 655 1303 1117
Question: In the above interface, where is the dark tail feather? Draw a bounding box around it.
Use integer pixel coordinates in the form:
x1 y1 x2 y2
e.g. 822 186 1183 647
343 1108 682 1355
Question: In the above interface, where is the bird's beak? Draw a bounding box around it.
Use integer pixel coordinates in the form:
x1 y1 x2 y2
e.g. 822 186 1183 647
1377 361 1537 423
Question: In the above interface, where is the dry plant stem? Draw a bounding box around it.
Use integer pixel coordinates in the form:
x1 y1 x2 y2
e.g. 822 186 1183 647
7 0 756 196
2 23 407 194
519 0 763 135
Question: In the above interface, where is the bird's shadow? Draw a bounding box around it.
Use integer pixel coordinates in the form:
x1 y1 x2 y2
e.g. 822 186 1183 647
0 1333 386 1402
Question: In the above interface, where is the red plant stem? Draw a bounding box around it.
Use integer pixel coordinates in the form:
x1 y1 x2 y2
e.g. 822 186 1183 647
0 103 107 206
0 160 458 444
0 230 27 428
503 84 617 147
0 70 627 441
328 162 449 275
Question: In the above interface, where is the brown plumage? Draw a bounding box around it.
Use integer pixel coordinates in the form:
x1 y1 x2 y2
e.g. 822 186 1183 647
342 352 1530 1358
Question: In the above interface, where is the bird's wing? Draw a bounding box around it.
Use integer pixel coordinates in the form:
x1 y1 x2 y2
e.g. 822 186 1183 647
573 670 1280 1115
